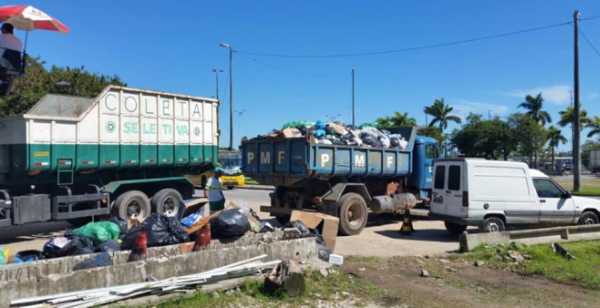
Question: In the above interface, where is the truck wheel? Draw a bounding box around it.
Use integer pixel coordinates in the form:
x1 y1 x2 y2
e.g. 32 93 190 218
444 221 467 235
115 190 151 222
577 211 599 225
338 192 368 236
481 216 505 233
151 188 185 219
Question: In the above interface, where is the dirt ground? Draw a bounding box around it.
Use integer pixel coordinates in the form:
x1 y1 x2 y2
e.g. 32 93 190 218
343 255 600 308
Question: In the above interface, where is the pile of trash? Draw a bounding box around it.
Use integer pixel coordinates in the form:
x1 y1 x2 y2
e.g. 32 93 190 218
257 120 409 150
0 202 279 267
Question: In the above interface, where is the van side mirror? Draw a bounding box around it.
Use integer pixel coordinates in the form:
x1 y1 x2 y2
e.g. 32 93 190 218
562 192 572 199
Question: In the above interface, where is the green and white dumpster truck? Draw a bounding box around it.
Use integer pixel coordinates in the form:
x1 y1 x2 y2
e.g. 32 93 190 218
0 85 219 228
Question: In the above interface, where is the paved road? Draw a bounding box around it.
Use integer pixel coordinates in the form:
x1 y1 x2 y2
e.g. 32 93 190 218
0 188 459 258
224 189 460 257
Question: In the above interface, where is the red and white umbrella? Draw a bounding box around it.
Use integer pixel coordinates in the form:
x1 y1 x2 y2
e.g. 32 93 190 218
0 5 69 33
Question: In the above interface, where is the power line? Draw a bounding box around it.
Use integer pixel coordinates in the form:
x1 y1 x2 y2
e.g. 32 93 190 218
580 28 600 58
238 21 573 59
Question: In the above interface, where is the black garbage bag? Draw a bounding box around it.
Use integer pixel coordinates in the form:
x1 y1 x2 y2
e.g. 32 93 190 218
109 217 129 235
287 220 312 237
122 214 189 249
211 209 250 239
97 240 121 253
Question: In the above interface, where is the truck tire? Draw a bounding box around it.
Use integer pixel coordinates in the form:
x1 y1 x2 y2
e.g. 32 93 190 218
151 188 185 219
114 190 151 222
338 192 368 236
444 221 467 235
481 216 505 233
577 211 599 225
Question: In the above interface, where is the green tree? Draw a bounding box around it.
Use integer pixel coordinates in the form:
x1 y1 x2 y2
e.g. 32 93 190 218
0 56 125 117
509 113 548 167
375 112 417 129
546 126 567 171
518 93 552 125
451 117 515 160
586 116 600 139
424 98 461 131
417 126 444 144
558 105 590 127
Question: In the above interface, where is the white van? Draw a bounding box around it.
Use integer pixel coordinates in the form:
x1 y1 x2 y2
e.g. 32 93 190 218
430 158 600 234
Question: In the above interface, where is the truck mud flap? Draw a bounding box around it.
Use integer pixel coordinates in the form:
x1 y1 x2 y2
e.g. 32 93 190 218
52 192 110 220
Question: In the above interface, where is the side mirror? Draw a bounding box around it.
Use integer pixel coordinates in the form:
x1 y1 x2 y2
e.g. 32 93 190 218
562 192 572 199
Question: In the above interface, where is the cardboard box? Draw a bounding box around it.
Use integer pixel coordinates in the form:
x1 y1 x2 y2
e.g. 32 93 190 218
290 210 339 251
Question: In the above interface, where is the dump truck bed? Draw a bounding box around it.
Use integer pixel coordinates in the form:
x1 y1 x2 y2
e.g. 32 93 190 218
241 128 416 187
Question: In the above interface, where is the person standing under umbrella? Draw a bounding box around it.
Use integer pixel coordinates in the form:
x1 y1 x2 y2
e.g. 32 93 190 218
0 23 22 52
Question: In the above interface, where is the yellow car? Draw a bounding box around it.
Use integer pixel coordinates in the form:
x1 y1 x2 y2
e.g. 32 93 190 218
189 169 245 190
220 172 245 189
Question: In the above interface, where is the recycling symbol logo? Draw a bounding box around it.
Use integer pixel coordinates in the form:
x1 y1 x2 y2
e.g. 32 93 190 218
106 121 116 133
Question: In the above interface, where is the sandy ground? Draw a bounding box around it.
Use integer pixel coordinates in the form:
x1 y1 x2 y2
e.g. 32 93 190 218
344 255 600 308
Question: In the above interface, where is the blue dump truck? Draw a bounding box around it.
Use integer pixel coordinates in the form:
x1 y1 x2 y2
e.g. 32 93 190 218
241 127 439 235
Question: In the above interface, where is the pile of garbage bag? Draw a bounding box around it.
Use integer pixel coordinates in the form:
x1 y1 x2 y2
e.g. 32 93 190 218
259 120 409 150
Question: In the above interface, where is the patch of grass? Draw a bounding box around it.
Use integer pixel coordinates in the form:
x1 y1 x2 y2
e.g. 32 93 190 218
553 176 600 196
467 241 600 289
158 269 384 307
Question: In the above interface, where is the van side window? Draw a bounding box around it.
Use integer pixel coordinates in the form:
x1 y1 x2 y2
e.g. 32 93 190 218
434 165 445 189
448 165 460 190
533 179 563 198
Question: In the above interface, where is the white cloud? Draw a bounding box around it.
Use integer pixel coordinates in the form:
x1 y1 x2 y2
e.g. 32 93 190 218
509 85 571 105
451 99 509 120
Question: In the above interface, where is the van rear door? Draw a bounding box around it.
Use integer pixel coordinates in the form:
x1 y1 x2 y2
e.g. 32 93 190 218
444 163 467 218
430 161 467 218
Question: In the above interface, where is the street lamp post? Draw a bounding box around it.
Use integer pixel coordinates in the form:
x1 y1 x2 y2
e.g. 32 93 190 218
212 68 223 100
220 43 234 150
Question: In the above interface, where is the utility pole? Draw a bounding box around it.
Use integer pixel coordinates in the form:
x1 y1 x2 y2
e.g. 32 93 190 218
220 43 234 150
212 68 223 100
352 67 356 127
573 11 582 192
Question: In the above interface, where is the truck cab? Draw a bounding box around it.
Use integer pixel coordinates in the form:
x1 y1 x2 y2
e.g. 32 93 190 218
430 158 600 234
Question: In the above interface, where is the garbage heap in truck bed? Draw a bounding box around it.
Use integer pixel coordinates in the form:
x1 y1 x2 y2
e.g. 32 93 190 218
250 120 409 150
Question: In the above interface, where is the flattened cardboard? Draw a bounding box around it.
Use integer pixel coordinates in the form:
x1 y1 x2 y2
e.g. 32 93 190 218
290 210 339 250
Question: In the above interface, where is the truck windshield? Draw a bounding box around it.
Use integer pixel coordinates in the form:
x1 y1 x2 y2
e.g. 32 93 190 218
425 144 439 159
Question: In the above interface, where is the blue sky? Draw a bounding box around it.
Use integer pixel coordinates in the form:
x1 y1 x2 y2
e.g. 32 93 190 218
18 0 600 149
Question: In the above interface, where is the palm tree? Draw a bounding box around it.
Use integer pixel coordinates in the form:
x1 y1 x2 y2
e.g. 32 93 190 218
558 105 590 127
518 93 552 126
424 98 461 131
587 116 600 139
546 126 567 172
375 112 417 129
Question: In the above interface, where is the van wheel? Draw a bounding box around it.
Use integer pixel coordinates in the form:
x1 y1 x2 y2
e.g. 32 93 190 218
114 190 151 222
577 211 599 225
338 192 368 236
481 217 505 233
151 188 185 219
444 221 467 235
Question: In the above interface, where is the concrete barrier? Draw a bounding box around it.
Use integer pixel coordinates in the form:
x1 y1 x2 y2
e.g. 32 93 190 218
0 231 318 307
459 224 600 252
